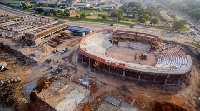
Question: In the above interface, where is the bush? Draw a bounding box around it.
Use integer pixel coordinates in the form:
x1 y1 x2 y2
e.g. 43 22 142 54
101 15 107 19
131 19 136 22
173 20 186 31
75 15 79 18
151 17 159 24
125 18 130 21
138 16 146 23
138 14 149 23
98 14 103 17
80 13 86 18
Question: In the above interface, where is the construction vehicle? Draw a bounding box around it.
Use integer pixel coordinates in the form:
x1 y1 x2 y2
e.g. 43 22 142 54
140 53 148 60
0 62 7 71
31 53 36 57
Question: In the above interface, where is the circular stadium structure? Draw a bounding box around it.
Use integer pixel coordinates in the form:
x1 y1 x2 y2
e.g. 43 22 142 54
79 30 192 86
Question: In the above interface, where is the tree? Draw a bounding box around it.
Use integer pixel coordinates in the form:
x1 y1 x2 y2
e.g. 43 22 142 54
75 15 79 18
180 19 188 25
173 20 185 31
125 18 130 21
151 17 159 24
110 12 120 17
101 15 107 19
131 19 136 22
21 3 28 10
117 15 124 21
138 14 149 23
98 14 102 17
138 17 146 23
64 9 70 17
141 14 149 20
127 2 141 8
44 10 50 16
49 9 56 16
64 9 69 14
35 8 45 14
80 13 86 18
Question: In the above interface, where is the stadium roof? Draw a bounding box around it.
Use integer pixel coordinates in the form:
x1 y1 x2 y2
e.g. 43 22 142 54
67 26 92 32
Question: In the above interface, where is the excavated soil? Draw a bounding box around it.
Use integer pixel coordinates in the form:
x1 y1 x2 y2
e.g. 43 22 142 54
152 102 187 111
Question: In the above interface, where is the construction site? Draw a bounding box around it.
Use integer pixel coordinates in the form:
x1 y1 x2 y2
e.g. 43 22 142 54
0 9 200 111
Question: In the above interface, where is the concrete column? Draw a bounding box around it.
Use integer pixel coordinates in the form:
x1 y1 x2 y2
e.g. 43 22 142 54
176 78 180 87
153 75 156 82
89 58 91 67
81 55 84 63
164 75 169 87
97 61 99 69
108 66 110 74
137 74 141 83
122 70 125 80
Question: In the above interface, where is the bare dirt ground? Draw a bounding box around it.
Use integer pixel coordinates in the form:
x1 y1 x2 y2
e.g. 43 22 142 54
1 37 199 111
0 7 199 110
106 47 157 66
0 9 17 17
76 61 200 111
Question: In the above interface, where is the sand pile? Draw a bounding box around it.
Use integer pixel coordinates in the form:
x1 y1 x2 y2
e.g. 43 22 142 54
41 45 53 53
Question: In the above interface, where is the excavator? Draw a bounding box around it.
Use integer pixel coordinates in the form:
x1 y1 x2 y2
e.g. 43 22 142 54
139 53 148 60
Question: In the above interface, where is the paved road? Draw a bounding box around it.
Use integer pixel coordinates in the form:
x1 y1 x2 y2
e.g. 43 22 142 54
0 4 32 16
0 5 194 43
65 20 194 43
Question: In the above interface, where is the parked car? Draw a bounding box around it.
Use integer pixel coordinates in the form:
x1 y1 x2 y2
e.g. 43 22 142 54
190 30 197 35
190 25 196 28
60 48 68 54
195 26 200 31
52 49 58 54
31 53 36 57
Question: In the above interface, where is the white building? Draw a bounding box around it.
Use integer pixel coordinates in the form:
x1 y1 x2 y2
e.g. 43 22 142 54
37 0 58 4
72 2 91 8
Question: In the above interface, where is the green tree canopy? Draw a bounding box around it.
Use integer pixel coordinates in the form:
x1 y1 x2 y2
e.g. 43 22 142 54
151 17 159 24
64 9 70 17
56 10 65 16
117 14 124 21
35 8 45 14
21 3 28 9
80 13 86 18
138 17 146 23
138 14 149 23
101 15 107 19
127 2 141 8
180 19 188 24
49 9 56 16
173 20 186 31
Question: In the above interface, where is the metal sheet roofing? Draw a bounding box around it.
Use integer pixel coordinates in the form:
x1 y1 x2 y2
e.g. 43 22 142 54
67 26 92 32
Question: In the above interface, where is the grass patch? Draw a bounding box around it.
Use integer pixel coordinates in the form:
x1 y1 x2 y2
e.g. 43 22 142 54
0 0 24 4
54 16 134 26
75 8 109 18
144 26 170 30
187 42 200 48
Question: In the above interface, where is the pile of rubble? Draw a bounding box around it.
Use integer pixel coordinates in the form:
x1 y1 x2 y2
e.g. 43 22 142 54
0 43 37 66
0 77 21 86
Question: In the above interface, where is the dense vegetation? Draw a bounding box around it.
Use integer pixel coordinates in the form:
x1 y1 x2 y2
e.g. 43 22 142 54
110 2 160 23
157 0 200 22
